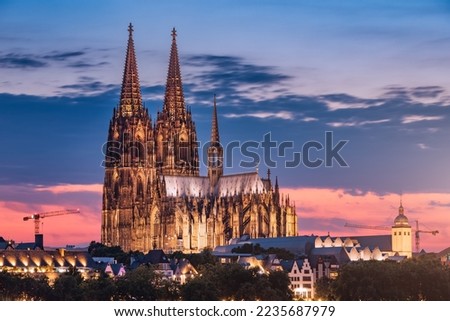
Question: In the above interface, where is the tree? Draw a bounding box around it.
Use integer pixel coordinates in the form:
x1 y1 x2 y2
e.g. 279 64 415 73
181 263 292 301
0 271 53 301
231 243 295 260
114 265 160 300
88 241 131 264
52 273 84 300
19 275 53 300
187 248 218 270
315 277 335 301
324 257 450 301
181 278 220 301
81 274 117 300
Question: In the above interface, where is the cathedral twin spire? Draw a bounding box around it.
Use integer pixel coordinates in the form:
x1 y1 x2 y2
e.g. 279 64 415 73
116 24 220 177
163 27 187 120
119 23 143 116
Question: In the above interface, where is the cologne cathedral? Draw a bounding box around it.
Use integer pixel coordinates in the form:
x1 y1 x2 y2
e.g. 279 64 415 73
101 25 297 253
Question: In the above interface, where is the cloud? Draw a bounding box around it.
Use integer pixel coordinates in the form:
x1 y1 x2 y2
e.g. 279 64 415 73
417 143 429 150
0 183 101 246
382 85 411 99
0 53 47 68
60 81 117 94
401 115 444 124
0 50 91 70
342 188 369 197
321 93 385 111
410 86 445 99
42 51 85 61
34 184 103 194
429 200 450 207
67 61 109 68
281 187 449 252
185 55 290 85
382 85 450 106
302 117 318 122
327 119 390 127
58 76 118 96
224 111 294 120
184 54 291 102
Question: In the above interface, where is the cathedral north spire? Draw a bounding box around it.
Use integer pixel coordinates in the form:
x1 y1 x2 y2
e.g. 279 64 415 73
119 23 143 116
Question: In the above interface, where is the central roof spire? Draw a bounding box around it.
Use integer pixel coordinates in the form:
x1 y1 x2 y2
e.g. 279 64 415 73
210 94 220 145
119 23 143 116
163 27 186 119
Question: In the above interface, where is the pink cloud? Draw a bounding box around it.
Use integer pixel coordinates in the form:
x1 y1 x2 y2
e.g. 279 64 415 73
0 184 101 247
281 187 450 253
34 183 103 194
1 183 448 253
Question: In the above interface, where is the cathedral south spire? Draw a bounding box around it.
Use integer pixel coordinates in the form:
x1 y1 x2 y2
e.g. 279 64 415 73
119 23 143 116
163 27 186 118
155 28 199 176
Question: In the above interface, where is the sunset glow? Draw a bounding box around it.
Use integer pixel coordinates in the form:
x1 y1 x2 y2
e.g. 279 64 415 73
0 1 449 253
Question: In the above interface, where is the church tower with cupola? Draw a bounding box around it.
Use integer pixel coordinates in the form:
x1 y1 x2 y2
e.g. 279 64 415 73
391 201 413 258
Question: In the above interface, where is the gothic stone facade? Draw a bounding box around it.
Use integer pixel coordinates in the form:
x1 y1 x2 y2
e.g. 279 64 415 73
102 25 297 253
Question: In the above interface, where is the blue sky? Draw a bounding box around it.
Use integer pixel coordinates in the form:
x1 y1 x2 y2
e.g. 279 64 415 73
1 0 449 249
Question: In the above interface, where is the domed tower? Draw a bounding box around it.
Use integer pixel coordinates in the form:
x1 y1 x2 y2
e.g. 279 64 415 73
391 200 412 258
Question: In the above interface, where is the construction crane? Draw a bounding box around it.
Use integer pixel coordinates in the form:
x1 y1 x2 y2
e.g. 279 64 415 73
344 221 439 252
415 220 439 253
344 223 390 231
23 209 80 234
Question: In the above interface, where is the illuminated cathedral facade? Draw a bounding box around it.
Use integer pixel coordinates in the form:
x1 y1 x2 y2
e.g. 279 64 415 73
101 25 297 253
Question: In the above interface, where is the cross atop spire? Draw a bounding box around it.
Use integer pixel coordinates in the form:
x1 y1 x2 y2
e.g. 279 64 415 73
399 197 404 215
119 23 142 116
171 27 177 40
163 27 186 119
210 94 220 145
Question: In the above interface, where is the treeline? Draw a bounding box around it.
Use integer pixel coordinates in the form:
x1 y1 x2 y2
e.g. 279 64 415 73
231 243 295 260
0 263 292 301
316 256 450 300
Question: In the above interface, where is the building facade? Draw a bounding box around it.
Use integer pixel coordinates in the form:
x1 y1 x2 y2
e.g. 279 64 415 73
101 25 297 253
281 259 315 299
391 201 413 258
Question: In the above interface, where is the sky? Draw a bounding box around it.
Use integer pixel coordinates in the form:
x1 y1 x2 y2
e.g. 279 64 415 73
0 0 449 252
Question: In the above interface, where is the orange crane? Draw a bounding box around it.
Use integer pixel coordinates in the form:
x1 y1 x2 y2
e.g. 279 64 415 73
23 209 80 234
344 221 439 252
344 223 390 231
415 220 438 253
